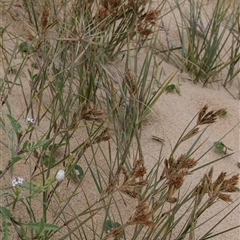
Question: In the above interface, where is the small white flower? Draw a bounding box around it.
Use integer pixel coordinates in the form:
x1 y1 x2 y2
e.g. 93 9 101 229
75 169 80 176
12 177 24 187
56 169 65 182
26 117 36 124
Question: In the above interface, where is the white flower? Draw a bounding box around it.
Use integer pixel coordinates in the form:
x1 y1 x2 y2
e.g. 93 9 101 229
75 169 80 176
26 117 36 124
56 169 65 182
12 177 24 187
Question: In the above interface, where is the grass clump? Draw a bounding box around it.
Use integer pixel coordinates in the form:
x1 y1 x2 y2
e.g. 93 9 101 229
0 0 239 239
160 0 240 88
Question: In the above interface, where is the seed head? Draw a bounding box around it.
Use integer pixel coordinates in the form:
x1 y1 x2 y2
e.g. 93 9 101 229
197 105 226 125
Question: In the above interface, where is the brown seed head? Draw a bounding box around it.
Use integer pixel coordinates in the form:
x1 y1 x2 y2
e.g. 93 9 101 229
181 128 199 142
223 174 239 187
128 199 155 226
125 68 136 95
221 174 239 192
121 188 140 198
218 193 232 202
106 226 123 238
102 0 122 10
213 172 226 187
144 10 160 23
137 22 153 35
168 175 184 189
98 5 111 21
133 166 147 178
182 158 197 169
197 105 226 125
41 7 49 30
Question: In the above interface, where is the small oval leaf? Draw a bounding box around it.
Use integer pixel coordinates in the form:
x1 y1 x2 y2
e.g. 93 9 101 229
74 165 84 179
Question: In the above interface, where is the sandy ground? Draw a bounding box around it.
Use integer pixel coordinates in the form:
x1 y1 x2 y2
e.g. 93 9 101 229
0 1 239 239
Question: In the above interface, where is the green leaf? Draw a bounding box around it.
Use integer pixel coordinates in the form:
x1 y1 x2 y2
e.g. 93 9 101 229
74 165 84 179
31 139 51 151
26 220 59 232
7 114 21 133
165 84 176 93
48 143 65 152
19 42 31 53
0 27 4 37
42 155 56 167
2 220 11 240
214 141 233 153
21 181 37 191
104 219 121 232
22 140 31 151
23 139 51 152
214 141 225 151
0 206 12 219
0 206 12 240
165 84 181 95
238 162 240 168
0 192 11 198
9 155 25 165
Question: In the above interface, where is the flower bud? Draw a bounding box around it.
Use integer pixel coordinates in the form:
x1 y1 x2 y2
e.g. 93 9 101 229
56 169 65 182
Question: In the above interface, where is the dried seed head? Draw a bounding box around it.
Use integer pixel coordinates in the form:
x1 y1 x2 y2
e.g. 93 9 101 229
98 5 111 21
144 10 160 23
181 128 199 142
214 172 226 186
168 174 184 189
208 167 214 180
119 159 148 198
41 7 49 30
134 166 147 178
197 105 226 125
102 0 122 10
106 176 118 193
198 104 208 121
164 154 198 203
128 199 155 226
42 18 59 34
80 104 106 121
121 188 140 198
137 22 153 35
223 174 239 188
92 128 111 144
199 168 239 203
122 166 128 182
176 154 186 165
128 0 149 8
132 159 147 178
106 226 123 238
218 193 233 202
125 68 136 95
181 158 197 169
222 185 238 193
214 108 227 116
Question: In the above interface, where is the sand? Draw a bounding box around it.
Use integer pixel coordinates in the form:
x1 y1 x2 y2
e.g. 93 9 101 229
0 0 239 239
